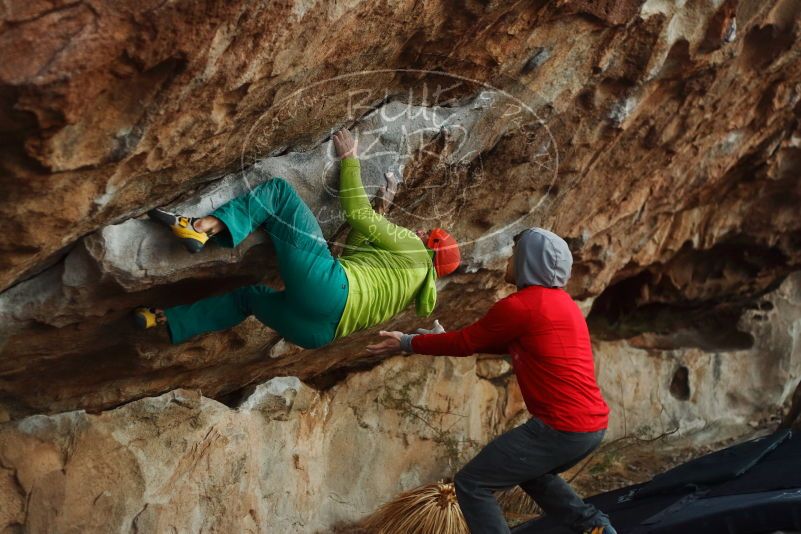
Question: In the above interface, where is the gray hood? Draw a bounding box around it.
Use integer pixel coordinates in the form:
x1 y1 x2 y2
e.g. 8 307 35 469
514 228 573 289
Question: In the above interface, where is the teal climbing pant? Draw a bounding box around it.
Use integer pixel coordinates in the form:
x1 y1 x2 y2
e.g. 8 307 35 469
163 178 349 349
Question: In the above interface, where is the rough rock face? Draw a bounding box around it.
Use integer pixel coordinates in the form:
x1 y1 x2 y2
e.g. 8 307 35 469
0 356 526 533
1 0 801 531
2 0 800 419
597 272 801 442
0 0 560 289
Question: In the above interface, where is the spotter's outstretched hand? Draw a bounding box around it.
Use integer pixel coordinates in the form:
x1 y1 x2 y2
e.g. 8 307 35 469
366 330 403 356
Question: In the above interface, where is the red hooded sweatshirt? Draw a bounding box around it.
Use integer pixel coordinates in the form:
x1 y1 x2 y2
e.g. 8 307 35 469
411 285 609 433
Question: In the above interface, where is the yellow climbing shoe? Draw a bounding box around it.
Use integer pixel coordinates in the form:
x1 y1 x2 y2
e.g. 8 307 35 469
148 207 209 253
134 307 159 330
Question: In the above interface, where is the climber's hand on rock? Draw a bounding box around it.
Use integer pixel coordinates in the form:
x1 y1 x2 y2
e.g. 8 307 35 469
415 319 445 335
366 330 403 356
333 129 358 159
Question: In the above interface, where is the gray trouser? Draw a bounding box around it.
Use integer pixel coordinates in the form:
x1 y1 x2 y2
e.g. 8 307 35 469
454 417 610 533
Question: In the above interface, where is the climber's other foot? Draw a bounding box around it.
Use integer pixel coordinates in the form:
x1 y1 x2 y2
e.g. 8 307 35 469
147 207 208 253
134 307 166 330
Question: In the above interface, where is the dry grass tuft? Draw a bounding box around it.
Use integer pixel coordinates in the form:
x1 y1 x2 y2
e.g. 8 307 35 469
360 481 469 534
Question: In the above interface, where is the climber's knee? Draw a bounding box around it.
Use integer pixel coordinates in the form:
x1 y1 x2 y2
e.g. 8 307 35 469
249 176 298 206
230 285 261 317
232 285 284 320
273 177 301 202
261 176 292 194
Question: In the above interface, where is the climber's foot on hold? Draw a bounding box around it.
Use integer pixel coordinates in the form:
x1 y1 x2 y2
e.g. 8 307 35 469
147 207 209 253
134 307 167 330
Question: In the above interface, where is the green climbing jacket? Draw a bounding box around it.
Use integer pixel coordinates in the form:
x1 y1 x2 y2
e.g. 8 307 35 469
334 157 437 339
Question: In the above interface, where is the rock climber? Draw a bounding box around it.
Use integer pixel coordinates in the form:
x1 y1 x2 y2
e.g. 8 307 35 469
366 228 615 534
134 129 461 348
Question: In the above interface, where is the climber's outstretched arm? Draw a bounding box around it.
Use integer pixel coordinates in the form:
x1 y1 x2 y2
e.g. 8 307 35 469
342 224 371 255
366 297 527 357
332 130 424 258
340 157 418 254
341 171 399 256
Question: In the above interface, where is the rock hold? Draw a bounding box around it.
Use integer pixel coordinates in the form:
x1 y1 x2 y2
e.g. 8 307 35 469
238 377 316 419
